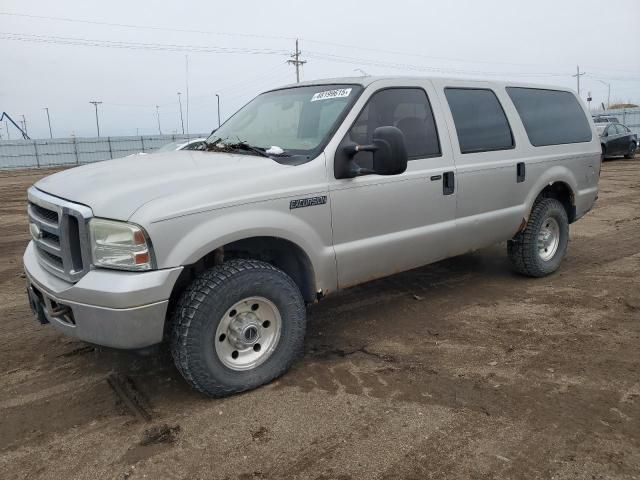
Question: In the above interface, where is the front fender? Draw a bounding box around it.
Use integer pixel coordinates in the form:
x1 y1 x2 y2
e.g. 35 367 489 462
146 202 338 294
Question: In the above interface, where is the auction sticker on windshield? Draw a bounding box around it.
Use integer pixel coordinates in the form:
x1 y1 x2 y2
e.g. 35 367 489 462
311 88 352 102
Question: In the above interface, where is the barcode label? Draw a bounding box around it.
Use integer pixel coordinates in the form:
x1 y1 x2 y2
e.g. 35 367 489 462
311 88 352 102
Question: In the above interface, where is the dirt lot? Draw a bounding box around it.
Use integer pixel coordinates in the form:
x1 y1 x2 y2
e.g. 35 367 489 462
0 159 639 480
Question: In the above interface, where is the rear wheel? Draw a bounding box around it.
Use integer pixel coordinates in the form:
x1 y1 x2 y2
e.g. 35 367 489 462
624 141 637 159
508 198 569 277
170 259 306 397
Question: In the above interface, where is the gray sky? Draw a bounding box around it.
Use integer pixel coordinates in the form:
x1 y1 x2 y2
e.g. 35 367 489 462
1 0 639 139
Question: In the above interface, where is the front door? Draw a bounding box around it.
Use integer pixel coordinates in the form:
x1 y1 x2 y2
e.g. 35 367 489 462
328 84 457 288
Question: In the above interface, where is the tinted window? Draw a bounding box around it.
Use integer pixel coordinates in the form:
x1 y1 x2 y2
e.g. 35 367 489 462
346 88 440 163
507 87 592 146
444 88 514 153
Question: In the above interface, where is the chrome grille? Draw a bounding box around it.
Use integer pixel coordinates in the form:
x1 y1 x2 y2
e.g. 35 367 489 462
27 187 93 283
29 203 59 225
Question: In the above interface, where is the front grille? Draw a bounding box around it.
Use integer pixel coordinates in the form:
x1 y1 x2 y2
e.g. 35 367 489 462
38 248 64 270
27 188 93 283
29 203 59 225
41 229 60 247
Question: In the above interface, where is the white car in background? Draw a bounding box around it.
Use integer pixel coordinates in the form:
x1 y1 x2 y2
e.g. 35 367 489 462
155 138 207 152
129 138 207 157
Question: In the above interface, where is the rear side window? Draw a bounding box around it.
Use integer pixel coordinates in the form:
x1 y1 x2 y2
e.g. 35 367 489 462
506 87 592 146
444 88 514 153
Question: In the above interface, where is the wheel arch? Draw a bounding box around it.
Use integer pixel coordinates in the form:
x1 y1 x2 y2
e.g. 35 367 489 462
524 166 578 226
168 234 318 312
534 181 576 224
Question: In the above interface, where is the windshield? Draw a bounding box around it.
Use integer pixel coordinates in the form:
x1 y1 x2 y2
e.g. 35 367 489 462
206 84 362 158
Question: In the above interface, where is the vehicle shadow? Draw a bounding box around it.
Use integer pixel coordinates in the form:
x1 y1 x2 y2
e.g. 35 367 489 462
75 244 517 405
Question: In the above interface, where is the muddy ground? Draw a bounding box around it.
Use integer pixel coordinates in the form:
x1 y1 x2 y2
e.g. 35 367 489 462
0 159 639 480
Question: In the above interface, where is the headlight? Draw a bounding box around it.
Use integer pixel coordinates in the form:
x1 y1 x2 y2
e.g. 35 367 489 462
89 218 154 271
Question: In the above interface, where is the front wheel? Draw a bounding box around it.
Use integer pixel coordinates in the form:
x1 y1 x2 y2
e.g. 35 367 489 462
508 198 569 277
624 141 637 159
170 259 306 397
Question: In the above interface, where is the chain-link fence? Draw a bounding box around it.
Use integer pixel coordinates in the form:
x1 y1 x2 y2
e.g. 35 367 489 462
0 134 208 170
595 108 640 135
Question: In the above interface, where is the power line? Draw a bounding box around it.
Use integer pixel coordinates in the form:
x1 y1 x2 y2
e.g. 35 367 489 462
2 30 582 80
0 32 290 56
6 11 639 76
306 51 571 78
0 11 295 42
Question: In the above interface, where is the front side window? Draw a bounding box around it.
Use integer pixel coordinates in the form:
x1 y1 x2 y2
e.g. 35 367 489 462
506 87 592 146
345 88 440 167
207 84 362 160
445 88 514 153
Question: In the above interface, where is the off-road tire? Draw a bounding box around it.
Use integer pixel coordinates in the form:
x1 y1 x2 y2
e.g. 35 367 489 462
507 198 569 278
624 141 637 159
170 259 306 397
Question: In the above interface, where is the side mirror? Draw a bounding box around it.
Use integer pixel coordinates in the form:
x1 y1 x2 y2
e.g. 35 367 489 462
341 126 408 178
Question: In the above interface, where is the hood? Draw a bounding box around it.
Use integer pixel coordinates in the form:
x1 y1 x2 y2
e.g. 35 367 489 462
35 151 296 220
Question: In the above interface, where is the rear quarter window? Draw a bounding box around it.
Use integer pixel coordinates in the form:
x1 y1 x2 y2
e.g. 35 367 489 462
506 87 592 146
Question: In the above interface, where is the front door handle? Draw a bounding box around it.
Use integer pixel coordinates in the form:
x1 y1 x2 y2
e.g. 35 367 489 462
516 162 526 183
443 171 455 195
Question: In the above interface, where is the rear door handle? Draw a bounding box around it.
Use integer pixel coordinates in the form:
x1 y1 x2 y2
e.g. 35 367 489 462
443 171 455 195
516 162 526 183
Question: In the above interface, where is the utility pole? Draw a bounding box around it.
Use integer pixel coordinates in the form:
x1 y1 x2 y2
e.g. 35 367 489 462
215 93 221 128
287 38 307 83
89 101 102 137
177 92 185 134
156 105 162 135
4 121 9 140
572 65 586 97
185 55 190 135
43 107 53 138
596 79 611 109
21 115 28 136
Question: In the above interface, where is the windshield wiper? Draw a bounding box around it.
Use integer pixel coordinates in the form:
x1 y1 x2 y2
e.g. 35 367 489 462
228 140 271 158
205 137 290 158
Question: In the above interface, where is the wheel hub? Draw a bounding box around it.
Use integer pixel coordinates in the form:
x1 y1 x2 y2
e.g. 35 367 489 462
537 217 560 261
227 312 262 349
214 297 282 371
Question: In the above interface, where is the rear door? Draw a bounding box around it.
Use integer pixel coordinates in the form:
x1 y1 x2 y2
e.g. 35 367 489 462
327 81 457 288
616 124 628 153
609 124 624 154
433 80 526 253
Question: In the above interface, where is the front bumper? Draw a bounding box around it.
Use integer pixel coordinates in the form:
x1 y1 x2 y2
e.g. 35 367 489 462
24 242 183 349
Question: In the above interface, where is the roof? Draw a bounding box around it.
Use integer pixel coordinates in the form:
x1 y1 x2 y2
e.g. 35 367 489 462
273 75 575 94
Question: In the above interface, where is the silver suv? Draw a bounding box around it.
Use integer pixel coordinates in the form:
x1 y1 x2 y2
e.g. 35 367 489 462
24 76 601 396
